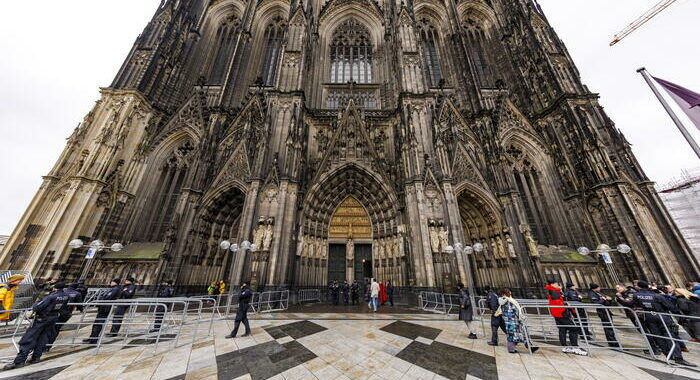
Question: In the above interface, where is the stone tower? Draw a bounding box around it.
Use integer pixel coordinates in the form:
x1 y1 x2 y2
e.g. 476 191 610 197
2 0 697 292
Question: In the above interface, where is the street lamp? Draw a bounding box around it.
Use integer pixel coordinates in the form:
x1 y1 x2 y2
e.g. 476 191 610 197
577 243 631 285
219 239 257 289
445 242 484 310
70 239 124 281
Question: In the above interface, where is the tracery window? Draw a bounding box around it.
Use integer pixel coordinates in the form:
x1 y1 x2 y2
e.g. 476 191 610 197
261 18 284 86
140 142 194 242
420 23 442 88
209 16 240 85
330 19 373 84
507 146 553 244
463 20 495 88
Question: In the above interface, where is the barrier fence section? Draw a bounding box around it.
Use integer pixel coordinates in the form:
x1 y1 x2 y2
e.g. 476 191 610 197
640 310 700 365
4 297 216 360
520 303 655 359
296 289 321 304
250 290 289 313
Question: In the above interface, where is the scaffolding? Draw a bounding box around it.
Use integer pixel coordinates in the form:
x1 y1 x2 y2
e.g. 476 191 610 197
658 168 700 263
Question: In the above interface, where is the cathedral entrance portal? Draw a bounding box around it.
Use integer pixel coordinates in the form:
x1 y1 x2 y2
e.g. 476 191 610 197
328 197 372 283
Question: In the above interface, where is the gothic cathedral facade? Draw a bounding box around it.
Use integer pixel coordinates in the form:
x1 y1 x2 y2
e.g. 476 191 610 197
2 0 698 291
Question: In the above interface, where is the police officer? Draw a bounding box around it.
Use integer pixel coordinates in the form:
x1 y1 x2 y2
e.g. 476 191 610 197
341 281 350 305
564 283 592 339
350 280 360 305
107 276 136 336
3 282 70 370
588 284 619 347
74 280 88 312
83 278 121 344
226 281 252 338
330 281 340 306
633 280 696 367
46 282 83 349
485 286 506 346
151 280 175 333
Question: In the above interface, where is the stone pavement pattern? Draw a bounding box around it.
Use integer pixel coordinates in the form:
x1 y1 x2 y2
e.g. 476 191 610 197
0 313 698 380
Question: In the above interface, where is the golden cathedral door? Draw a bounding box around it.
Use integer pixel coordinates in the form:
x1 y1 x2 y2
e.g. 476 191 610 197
328 197 373 283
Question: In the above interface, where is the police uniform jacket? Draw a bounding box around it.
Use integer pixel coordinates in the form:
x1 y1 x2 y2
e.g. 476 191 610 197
34 290 70 319
236 287 252 321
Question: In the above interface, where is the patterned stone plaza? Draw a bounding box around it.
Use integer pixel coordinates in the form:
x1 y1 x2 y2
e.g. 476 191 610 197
1 310 698 380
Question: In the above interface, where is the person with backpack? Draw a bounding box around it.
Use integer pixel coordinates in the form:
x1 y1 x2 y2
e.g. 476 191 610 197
485 285 506 346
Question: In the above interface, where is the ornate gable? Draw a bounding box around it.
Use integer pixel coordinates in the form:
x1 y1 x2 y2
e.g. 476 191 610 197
211 141 251 190
452 144 488 188
312 100 384 181
494 97 538 139
153 91 207 146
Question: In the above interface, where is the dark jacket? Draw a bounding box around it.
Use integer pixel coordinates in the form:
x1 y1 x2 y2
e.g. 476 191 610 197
588 289 612 318
158 286 175 298
34 289 70 318
632 288 676 313
486 290 499 313
97 285 121 313
236 286 252 321
458 287 473 321
62 287 83 316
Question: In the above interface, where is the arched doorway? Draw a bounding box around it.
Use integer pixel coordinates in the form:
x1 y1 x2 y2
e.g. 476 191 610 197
327 197 373 283
456 186 515 289
179 185 246 286
296 164 402 287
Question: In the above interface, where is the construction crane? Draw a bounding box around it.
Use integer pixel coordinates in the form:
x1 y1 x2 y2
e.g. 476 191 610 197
610 0 678 46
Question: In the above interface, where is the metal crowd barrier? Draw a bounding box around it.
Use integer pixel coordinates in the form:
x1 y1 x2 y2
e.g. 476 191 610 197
418 291 460 314
0 307 33 338
520 303 655 359
3 297 216 361
296 289 321 304
250 290 289 313
84 288 111 303
639 310 700 365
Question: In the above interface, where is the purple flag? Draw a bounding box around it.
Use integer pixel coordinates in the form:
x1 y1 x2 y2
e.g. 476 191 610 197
652 76 700 131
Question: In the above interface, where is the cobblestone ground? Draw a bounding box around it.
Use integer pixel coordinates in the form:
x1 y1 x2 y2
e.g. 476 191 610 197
0 309 698 380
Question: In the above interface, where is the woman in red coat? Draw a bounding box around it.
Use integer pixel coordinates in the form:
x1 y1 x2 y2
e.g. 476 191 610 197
379 282 388 306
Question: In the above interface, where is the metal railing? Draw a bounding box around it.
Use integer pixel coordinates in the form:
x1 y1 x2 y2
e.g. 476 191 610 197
250 290 289 313
296 289 321 304
418 292 463 314
3 297 216 362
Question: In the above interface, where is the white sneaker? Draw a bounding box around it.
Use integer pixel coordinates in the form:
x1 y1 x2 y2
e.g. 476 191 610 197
572 348 588 356
562 347 573 354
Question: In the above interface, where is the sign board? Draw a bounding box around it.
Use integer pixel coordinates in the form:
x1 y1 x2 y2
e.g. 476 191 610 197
85 248 97 259
600 252 613 264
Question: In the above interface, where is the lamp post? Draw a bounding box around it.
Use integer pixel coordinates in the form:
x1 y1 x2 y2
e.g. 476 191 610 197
219 239 257 290
445 242 484 311
70 239 124 282
576 243 631 286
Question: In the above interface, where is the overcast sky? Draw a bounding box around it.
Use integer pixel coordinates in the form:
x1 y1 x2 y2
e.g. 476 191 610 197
1 0 699 235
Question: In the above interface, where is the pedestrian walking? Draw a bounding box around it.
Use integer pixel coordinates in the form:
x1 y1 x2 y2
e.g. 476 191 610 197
151 280 175 333
219 281 226 295
588 284 619 347
379 281 388 306
485 286 506 346
387 281 395 306
675 288 700 342
226 281 252 338
3 282 70 370
0 274 25 321
494 288 538 354
457 282 477 339
545 281 587 355
207 282 218 296
632 280 695 366
83 279 121 344
368 279 379 312
107 277 136 336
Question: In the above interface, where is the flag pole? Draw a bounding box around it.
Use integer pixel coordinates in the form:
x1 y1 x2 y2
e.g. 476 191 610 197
637 67 700 159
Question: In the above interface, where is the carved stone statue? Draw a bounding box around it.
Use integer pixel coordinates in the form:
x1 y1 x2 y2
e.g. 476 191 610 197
519 224 539 257
438 225 449 253
428 220 440 253
495 235 506 259
346 238 354 259
253 217 265 249
262 220 273 251
505 233 516 258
